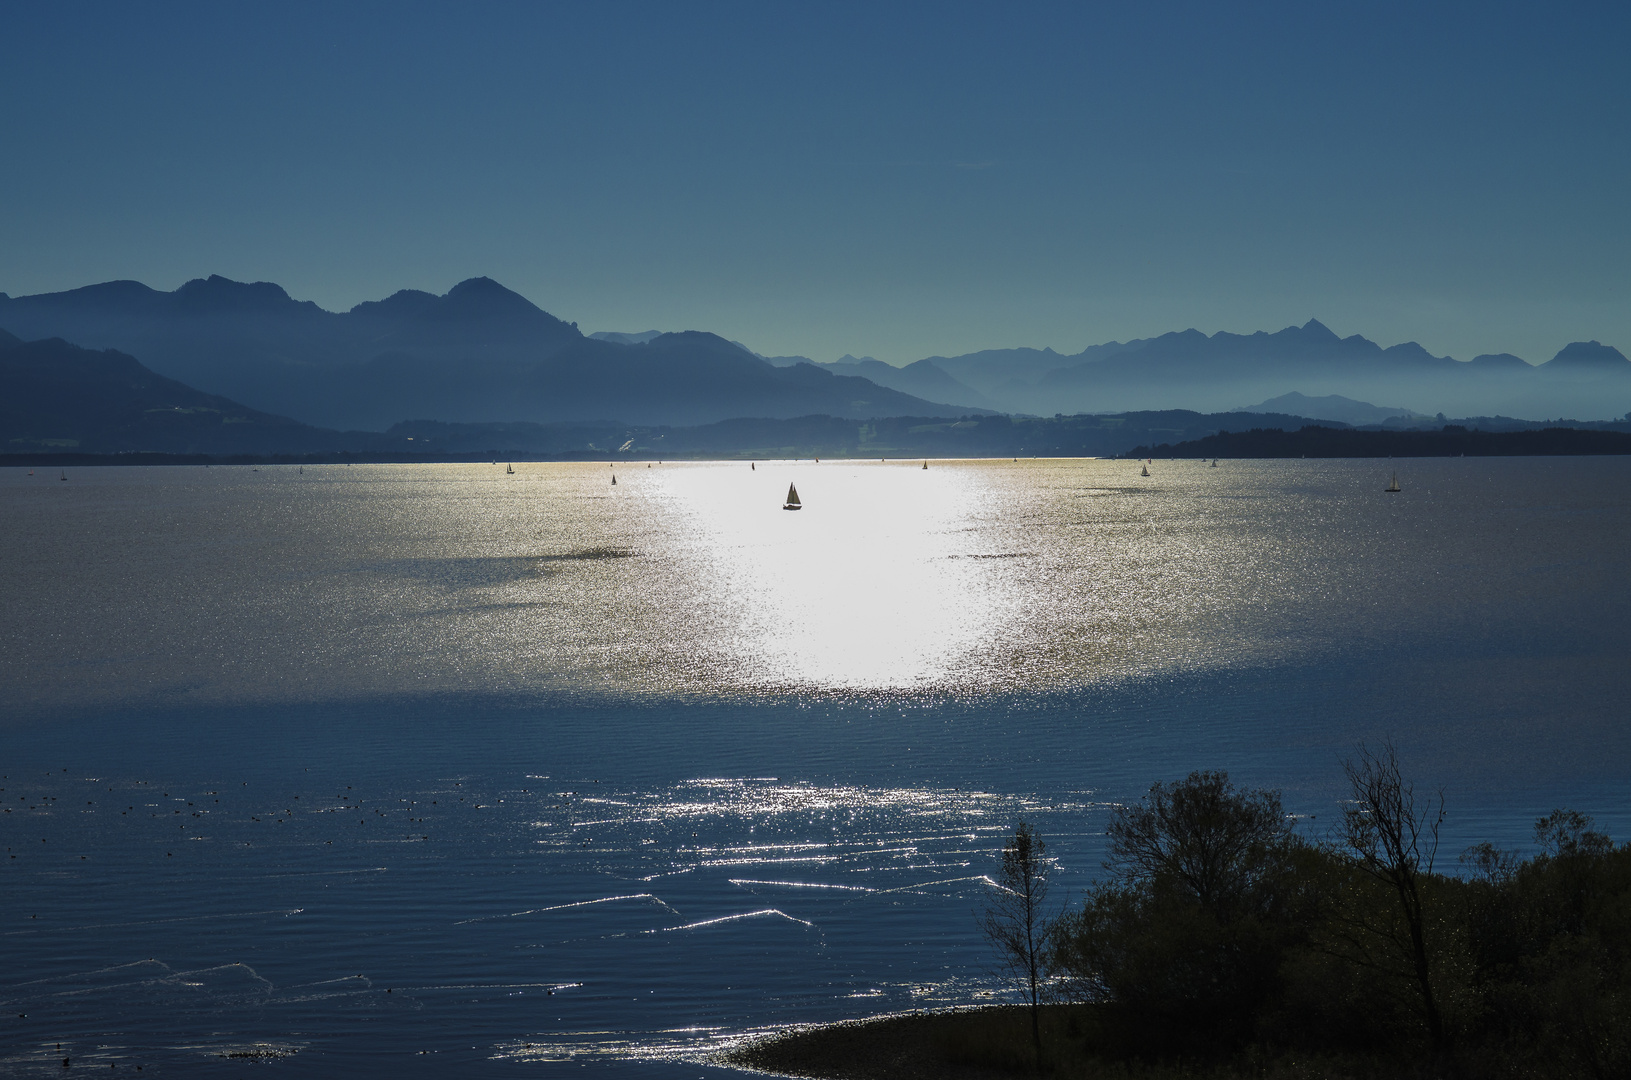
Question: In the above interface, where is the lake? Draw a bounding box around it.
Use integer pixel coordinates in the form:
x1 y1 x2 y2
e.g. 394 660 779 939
3 458 1628 1076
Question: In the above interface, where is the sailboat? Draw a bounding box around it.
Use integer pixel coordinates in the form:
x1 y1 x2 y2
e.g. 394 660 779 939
751 462 755 470
1210 458 1218 467
1141 464 1150 477
922 461 928 470
506 463 514 475
783 483 802 511
59 471 67 481
611 475 617 486
1385 473 1401 493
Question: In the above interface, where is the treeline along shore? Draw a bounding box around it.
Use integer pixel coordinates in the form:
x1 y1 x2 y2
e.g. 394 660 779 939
727 752 1631 1080
1124 424 1631 460
8 415 1631 468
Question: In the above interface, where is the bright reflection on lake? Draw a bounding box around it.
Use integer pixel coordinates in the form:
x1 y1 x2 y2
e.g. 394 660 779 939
11 456 1625 706
3 457 1630 1076
654 461 1020 690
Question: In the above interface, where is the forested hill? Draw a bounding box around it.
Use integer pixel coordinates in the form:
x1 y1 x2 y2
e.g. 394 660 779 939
1126 424 1631 459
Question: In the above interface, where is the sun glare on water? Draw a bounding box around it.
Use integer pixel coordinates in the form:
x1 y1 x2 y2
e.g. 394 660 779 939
651 461 1016 691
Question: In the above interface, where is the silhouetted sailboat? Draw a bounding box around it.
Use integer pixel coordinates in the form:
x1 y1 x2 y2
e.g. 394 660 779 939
922 461 928 470
506 463 514 475
1141 464 1150 477
1385 473 1400 492
1210 459 1218 467
611 475 617 486
783 483 801 510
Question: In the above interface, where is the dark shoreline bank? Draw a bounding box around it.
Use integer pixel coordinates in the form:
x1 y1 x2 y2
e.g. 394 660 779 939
1123 423 1631 458
720 1006 1419 1079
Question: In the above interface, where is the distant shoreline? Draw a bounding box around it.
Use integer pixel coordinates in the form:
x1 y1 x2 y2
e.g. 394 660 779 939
1122 423 1631 459
6 430 1631 471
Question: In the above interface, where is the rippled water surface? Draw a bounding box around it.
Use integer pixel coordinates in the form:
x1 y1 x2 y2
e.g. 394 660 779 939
3 459 1629 1076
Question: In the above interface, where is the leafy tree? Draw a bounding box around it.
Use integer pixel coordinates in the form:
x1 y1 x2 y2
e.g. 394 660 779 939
1106 770 1295 923
981 821 1051 1069
1049 772 1305 1055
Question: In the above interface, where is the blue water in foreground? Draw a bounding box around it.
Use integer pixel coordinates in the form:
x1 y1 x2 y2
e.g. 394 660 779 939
3 459 1629 1076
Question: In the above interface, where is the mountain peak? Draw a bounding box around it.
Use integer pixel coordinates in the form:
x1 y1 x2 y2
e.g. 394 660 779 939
441 277 546 318
1547 340 1628 366
172 275 302 312
1299 318 1338 340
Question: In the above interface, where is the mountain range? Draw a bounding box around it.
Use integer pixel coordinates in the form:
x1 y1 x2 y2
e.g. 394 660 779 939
647 322 1631 422
0 277 986 430
8 325 1629 461
3 275 1629 428
910 323 1631 419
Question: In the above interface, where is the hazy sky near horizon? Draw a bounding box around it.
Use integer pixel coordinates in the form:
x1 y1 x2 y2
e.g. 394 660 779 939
2 1 1627 364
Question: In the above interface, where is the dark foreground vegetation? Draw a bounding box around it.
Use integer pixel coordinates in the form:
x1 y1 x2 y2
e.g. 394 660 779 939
731 751 1631 1079
1126 423 1631 459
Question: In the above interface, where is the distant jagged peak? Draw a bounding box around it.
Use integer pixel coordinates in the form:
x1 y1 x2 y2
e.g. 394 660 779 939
1547 340 1629 366
1298 317 1339 340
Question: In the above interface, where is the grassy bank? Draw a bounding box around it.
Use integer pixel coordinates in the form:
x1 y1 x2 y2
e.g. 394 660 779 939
723 1005 1423 1079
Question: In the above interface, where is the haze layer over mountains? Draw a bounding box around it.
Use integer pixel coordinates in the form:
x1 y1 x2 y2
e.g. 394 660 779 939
0 276 977 430
2 275 1628 430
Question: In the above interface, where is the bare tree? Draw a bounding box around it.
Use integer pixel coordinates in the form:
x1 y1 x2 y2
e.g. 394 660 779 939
1341 742 1447 1058
981 821 1050 1069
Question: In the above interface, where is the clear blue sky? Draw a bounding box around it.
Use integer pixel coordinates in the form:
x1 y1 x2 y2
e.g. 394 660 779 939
2 1 1626 363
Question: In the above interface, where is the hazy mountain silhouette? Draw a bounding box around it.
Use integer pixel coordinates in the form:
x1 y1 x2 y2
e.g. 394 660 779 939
1543 340 1630 368
10 327 1627 462
6 276 1628 424
0 277 984 429
1234 392 1427 426
916 321 1631 420
807 355 995 411
0 334 371 454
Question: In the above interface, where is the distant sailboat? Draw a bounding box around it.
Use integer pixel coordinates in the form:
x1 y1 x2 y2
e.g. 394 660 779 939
1385 473 1401 493
59 471 67 481
298 465 303 474
751 462 755 470
1210 458 1218 467
783 483 802 511
1141 464 1150 477
506 463 514 475
922 461 928 470
611 475 617 486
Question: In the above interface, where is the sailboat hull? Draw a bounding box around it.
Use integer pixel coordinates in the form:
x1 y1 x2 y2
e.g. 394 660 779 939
782 505 801 511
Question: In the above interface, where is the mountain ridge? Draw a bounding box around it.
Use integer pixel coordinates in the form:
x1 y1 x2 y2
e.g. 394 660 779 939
5 276 1629 424
0 277 985 429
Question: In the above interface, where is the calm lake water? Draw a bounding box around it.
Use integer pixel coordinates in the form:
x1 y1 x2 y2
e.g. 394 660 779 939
3 458 1629 1076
